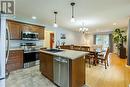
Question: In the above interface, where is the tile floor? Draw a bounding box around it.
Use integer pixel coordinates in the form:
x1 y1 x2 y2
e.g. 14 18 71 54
6 66 57 87
6 65 88 87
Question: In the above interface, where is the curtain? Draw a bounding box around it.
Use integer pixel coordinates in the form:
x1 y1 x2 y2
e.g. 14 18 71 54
109 34 113 52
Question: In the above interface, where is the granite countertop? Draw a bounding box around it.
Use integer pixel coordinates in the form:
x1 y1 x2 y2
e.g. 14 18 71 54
9 48 24 51
39 49 89 60
9 47 43 51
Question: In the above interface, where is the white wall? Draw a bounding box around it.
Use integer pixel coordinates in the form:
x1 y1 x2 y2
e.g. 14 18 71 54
45 25 85 46
7 17 93 48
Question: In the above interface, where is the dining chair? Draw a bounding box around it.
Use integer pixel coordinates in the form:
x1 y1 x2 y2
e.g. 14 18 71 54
73 45 81 51
97 47 110 69
81 46 94 68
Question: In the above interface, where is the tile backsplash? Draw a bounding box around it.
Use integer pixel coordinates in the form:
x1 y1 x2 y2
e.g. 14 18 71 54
9 40 44 48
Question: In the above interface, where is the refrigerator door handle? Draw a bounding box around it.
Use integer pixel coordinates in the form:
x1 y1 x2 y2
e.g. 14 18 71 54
6 23 10 64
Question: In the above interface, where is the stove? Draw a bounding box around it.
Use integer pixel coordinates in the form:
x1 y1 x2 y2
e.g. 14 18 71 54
20 43 40 68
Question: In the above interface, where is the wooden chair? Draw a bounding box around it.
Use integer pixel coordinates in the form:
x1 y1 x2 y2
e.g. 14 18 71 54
80 46 93 67
80 46 90 52
60 45 71 49
73 45 81 51
97 47 110 69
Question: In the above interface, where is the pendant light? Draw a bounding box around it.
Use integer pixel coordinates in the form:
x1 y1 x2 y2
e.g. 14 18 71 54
53 11 58 27
70 2 76 23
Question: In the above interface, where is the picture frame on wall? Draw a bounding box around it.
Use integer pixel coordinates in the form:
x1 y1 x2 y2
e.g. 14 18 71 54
60 33 66 39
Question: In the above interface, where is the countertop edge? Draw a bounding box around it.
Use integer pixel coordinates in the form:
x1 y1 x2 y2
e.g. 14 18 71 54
39 50 89 60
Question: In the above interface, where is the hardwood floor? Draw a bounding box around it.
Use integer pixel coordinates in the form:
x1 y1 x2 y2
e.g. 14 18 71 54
85 53 130 87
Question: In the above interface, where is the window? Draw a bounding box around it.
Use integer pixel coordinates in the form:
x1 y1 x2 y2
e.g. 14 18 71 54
96 34 109 51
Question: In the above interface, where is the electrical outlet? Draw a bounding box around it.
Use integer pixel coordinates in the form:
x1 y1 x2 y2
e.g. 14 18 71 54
129 84 130 87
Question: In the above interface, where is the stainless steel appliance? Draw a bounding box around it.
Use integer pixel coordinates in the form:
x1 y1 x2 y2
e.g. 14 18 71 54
53 57 69 87
22 32 38 41
21 43 39 68
0 17 6 87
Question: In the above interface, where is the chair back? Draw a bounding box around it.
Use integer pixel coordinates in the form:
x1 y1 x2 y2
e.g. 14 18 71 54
104 47 110 60
80 46 90 52
60 45 71 49
73 45 81 50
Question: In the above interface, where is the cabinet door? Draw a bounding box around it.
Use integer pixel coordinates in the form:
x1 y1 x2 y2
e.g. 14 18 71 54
39 53 47 74
39 53 53 81
7 21 22 40
37 27 44 40
7 50 23 72
33 26 44 40
22 24 33 32
46 54 53 81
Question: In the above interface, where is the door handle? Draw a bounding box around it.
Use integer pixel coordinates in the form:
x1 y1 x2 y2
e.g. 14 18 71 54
6 23 10 64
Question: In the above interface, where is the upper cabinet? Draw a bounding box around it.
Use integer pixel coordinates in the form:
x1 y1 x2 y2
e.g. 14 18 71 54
7 20 45 40
33 26 44 40
22 24 44 40
7 20 22 40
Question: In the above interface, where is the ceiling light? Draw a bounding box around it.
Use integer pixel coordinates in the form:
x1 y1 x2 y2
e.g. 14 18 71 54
32 16 37 19
71 18 75 23
53 23 58 28
79 22 88 34
113 23 117 26
53 11 58 28
70 2 76 23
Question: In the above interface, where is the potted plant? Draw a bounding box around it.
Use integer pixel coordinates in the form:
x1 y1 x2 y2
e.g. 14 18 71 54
113 28 127 58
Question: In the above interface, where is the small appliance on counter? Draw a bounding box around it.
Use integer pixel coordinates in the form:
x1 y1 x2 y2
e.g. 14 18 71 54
20 43 40 68
22 32 39 41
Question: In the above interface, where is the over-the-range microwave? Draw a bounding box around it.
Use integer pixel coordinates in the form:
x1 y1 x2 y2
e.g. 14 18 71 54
22 32 39 41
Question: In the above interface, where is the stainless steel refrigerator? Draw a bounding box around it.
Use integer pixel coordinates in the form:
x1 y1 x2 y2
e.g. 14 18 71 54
0 16 6 87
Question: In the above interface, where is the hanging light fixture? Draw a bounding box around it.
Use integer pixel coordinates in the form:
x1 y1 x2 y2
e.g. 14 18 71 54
79 22 88 34
53 11 58 27
70 2 76 23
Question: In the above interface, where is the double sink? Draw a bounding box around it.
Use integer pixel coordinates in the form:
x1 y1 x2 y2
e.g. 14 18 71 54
45 49 64 53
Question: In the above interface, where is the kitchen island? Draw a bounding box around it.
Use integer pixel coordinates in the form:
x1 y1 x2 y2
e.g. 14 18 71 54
39 49 88 87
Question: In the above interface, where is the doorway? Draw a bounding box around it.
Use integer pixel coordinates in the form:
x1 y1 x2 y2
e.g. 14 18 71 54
50 33 54 49
44 30 55 49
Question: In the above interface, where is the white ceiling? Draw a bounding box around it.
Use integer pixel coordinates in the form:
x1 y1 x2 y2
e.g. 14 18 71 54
15 0 130 32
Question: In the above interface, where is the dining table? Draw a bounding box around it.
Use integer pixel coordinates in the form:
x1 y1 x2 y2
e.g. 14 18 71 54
88 49 102 65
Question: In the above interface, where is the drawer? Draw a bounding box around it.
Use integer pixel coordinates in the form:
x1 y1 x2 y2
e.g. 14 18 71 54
9 50 23 59
7 57 23 64
6 63 23 72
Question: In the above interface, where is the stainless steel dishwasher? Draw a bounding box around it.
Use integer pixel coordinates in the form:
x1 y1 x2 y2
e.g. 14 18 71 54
53 57 69 87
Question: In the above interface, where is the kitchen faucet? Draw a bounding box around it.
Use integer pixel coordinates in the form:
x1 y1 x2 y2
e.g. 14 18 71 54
56 40 61 49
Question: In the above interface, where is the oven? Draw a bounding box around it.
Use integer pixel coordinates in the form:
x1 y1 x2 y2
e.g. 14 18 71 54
20 43 40 68
24 51 39 68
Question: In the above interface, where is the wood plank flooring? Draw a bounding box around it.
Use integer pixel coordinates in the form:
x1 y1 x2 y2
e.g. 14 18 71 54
85 53 130 87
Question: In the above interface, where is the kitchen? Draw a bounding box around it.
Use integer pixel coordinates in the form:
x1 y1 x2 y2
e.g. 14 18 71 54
1 0 130 87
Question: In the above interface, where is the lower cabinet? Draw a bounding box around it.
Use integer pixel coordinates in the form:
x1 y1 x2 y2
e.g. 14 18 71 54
39 52 85 87
39 52 53 81
6 50 23 72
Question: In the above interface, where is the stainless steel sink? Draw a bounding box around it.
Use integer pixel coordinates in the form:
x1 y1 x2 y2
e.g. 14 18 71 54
45 49 64 53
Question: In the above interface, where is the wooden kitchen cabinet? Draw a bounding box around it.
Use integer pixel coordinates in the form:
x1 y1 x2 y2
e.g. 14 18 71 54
36 26 44 40
22 24 33 32
31 25 44 40
6 50 23 72
39 51 85 87
7 20 22 40
70 57 85 87
22 24 45 40
39 52 53 81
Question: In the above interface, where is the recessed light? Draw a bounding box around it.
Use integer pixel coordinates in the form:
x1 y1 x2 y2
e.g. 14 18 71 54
32 16 37 19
